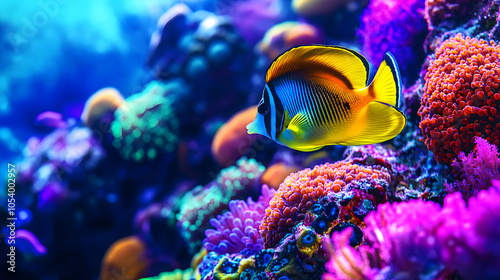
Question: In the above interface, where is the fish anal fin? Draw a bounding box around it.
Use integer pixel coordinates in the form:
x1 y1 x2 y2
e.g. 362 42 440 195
266 45 370 90
340 101 406 145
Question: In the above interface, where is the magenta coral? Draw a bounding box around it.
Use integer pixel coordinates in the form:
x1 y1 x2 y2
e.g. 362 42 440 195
419 34 500 165
323 182 500 280
438 182 500 280
449 137 500 198
203 185 276 256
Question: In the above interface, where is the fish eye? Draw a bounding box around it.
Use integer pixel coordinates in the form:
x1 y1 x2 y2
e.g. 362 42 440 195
258 102 269 115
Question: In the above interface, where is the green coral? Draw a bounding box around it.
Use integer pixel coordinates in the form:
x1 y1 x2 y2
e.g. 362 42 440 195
110 80 185 161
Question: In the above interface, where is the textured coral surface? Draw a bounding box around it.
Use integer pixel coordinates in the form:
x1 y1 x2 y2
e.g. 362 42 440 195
260 161 392 248
419 34 500 165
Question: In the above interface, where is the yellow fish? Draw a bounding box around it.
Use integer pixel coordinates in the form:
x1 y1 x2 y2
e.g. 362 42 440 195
247 45 406 152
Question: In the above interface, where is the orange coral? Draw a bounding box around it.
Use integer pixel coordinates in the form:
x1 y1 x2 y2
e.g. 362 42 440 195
259 161 392 248
211 106 260 167
100 235 149 280
81 87 124 130
259 162 300 190
419 34 500 165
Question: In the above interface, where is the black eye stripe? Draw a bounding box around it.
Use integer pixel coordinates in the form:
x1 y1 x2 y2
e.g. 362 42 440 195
268 84 284 140
263 87 272 138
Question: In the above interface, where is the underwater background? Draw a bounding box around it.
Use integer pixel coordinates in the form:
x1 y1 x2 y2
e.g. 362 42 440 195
1 0 500 279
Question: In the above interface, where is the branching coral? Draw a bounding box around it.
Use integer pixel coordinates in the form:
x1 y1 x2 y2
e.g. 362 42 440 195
449 136 500 198
260 160 393 248
177 157 265 253
110 80 187 162
419 34 500 165
203 185 276 257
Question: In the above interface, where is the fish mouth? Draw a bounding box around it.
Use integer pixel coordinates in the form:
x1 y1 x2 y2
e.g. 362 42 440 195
246 121 257 134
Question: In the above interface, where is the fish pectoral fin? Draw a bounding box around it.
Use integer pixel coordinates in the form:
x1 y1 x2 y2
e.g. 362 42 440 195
280 113 325 152
287 112 311 137
340 101 406 145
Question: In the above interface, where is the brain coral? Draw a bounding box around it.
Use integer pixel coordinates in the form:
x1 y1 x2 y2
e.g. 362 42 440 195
110 80 187 162
260 160 392 248
418 34 500 165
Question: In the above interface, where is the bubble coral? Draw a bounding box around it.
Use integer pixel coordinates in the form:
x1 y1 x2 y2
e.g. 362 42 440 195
203 184 276 257
419 34 500 165
357 0 427 80
211 106 259 167
449 136 500 199
177 157 265 253
110 80 187 162
260 160 392 248
100 235 149 280
81 87 125 130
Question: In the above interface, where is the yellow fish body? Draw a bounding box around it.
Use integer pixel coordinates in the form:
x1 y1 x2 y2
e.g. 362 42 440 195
247 45 406 152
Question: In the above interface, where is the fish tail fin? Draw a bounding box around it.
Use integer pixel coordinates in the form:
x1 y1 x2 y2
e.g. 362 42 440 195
340 102 406 145
368 52 401 107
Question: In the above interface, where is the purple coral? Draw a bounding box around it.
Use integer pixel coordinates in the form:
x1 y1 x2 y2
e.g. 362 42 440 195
323 182 500 280
203 184 275 257
176 157 265 253
449 137 500 199
357 0 427 80
438 182 500 280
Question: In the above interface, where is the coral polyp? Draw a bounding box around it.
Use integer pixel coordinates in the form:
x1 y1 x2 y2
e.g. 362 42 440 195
419 34 500 165
260 160 393 248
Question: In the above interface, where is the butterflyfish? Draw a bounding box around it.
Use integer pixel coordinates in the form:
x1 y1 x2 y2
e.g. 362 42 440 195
247 45 406 152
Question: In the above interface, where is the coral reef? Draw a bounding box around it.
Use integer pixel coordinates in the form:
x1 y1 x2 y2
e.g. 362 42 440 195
100 235 149 280
357 0 427 81
176 157 265 253
323 181 500 280
425 0 484 30
203 185 276 257
258 21 324 61
419 34 500 165
260 159 393 248
259 162 301 190
292 0 352 17
110 80 187 162
17 126 105 210
211 106 259 167
449 136 500 198
81 87 125 130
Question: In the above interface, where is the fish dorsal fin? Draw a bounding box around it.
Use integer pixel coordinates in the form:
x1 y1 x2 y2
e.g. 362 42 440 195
266 45 370 90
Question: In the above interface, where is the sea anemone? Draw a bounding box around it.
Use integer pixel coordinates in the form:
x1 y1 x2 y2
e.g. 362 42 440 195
177 157 265 253
203 185 276 256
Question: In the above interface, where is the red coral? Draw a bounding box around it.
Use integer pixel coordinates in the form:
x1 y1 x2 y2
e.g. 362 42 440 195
259 161 392 248
419 34 500 165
